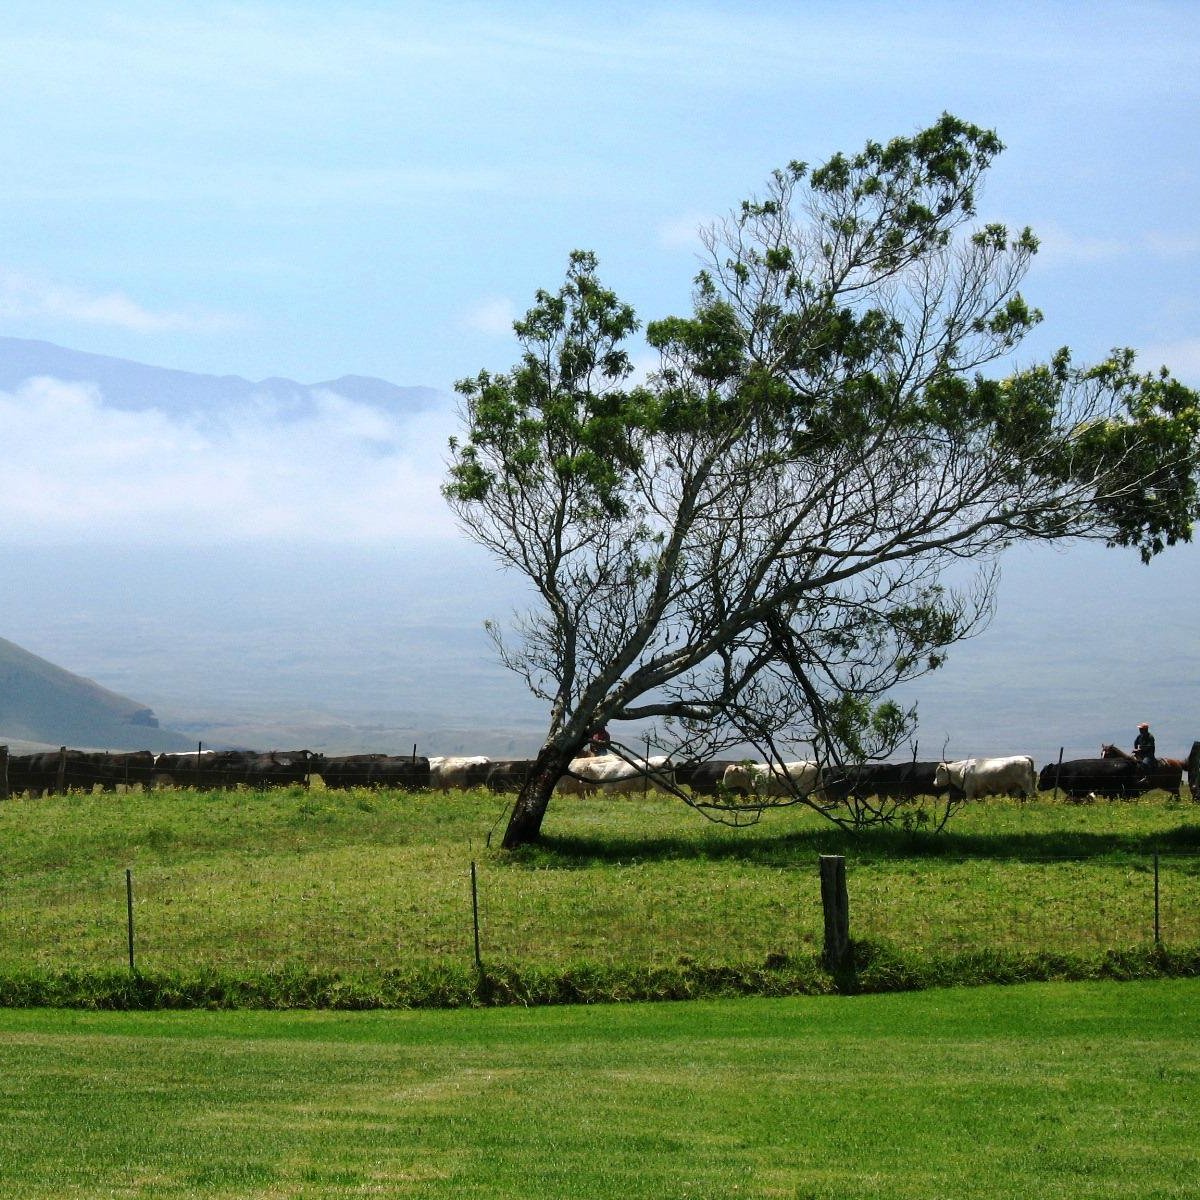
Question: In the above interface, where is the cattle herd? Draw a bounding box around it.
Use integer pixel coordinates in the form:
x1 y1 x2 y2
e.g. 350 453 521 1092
2 742 1198 802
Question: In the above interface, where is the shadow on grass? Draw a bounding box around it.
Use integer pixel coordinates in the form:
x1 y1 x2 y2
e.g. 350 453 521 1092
505 821 1200 870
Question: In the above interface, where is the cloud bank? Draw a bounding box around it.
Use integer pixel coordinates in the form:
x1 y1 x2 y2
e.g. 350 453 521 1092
0 376 462 544
0 269 239 333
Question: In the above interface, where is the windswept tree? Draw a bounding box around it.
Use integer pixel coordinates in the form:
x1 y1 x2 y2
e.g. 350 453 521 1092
445 114 1200 848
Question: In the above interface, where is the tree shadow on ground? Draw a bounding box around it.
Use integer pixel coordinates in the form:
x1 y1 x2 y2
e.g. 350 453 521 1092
506 821 1200 870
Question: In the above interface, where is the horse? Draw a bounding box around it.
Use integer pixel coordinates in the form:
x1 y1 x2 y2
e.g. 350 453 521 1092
1099 743 1185 797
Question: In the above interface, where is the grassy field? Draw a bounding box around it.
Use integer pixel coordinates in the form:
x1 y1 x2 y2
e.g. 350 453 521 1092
0 980 1196 1198
0 782 1197 1005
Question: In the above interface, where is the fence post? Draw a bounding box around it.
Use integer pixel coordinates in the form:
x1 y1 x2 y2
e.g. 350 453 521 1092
819 854 850 968
1153 851 1161 946
0 745 8 800
1052 746 1064 800
126 868 136 973
56 746 68 795
470 861 482 970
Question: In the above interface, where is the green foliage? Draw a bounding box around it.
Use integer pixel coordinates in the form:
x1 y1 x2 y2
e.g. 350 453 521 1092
1058 349 1200 560
446 248 650 519
443 115 1200 848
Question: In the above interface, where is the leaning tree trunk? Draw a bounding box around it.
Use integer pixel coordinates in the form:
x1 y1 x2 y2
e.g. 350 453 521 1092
501 742 577 849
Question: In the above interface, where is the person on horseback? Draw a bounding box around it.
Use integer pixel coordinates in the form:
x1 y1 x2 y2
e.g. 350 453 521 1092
588 725 612 755
1133 722 1156 773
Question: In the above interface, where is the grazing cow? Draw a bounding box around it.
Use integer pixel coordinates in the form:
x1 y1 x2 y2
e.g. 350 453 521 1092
721 760 822 800
320 755 431 790
428 755 491 791
934 756 1037 800
821 761 953 803
553 754 674 796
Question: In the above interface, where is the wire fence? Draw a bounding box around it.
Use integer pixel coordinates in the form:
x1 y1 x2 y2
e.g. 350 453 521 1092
848 851 1200 954
2 851 1197 975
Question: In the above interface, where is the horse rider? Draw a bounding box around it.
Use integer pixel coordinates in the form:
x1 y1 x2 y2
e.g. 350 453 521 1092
1133 722 1156 774
588 725 612 755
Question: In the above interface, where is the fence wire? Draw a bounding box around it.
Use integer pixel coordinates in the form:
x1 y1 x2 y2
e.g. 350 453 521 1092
1 852 1196 974
848 852 1200 953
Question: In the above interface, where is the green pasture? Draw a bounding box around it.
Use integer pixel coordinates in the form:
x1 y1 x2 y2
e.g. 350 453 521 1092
0 783 1197 1002
0 980 1197 1198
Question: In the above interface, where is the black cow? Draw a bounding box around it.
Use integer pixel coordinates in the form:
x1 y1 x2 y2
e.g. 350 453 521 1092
244 750 320 789
3 749 158 796
5 752 62 797
320 755 431 790
153 750 275 789
83 750 157 791
673 760 744 796
1037 758 1139 800
821 761 953 803
484 760 538 793
152 748 316 787
319 754 387 789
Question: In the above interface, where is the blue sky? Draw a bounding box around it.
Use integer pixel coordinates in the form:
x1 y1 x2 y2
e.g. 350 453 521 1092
2 1 1197 390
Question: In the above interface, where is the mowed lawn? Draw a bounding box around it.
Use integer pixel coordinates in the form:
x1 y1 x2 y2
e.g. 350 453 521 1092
1 980 1197 1199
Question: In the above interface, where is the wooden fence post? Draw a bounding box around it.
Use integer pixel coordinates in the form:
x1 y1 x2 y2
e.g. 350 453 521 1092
56 746 68 795
470 861 482 971
0 745 8 800
819 854 850 968
126 868 136 973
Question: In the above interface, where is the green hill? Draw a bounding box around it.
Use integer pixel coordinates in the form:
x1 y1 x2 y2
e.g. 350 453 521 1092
0 636 192 752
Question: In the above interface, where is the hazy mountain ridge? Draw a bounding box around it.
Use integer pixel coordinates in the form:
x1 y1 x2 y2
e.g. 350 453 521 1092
1 338 1194 768
0 636 195 752
0 336 441 417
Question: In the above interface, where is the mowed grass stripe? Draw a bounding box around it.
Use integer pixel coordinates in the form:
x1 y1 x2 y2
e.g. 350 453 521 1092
0 981 1197 1198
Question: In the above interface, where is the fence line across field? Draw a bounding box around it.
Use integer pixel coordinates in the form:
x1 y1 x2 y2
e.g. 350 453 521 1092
3 851 1196 976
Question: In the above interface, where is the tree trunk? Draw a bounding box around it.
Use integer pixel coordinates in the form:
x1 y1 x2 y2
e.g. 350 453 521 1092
501 742 576 849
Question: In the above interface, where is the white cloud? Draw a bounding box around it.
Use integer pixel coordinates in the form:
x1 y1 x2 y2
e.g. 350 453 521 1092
461 297 517 337
1029 223 1129 266
657 212 713 252
1029 225 1200 269
1136 337 1200 385
1143 232 1200 259
0 269 239 333
0 377 460 543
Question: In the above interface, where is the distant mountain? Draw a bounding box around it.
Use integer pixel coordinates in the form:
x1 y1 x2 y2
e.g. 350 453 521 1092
0 637 194 752
0 336 441 417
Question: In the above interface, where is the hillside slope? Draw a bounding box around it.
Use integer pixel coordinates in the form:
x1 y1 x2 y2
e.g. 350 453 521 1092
0 637 193 751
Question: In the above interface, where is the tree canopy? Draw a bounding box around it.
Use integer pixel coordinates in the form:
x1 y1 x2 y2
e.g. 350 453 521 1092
445 114 1200 847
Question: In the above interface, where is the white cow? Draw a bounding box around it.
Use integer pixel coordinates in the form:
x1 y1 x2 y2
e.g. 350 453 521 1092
428 755 491 791
721 760 822 799
934 756 1037 800
554 755 674 797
